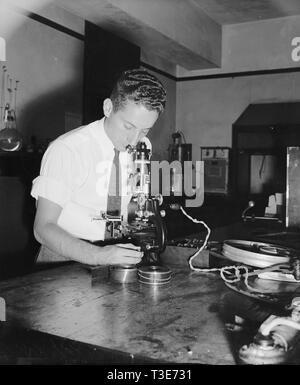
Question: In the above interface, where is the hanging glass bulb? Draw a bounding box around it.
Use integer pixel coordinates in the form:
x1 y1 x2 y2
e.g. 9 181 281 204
0 104 22 151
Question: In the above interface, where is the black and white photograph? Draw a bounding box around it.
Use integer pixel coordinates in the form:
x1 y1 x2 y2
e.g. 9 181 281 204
1 0 300 370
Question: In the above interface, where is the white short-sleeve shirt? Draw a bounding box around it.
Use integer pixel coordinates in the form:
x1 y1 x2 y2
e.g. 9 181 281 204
31 118 134 241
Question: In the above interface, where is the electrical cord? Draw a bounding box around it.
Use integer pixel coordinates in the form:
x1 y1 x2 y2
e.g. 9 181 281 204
179 205 275 293
179 206 210 270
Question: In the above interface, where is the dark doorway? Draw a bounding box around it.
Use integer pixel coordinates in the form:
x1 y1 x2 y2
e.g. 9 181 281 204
232 102 300 214
83 21 141 124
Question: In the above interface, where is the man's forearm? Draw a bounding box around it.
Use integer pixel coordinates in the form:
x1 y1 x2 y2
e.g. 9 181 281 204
35 222 107 265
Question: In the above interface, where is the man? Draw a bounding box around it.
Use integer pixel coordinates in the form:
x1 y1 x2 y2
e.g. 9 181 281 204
31 68 167 266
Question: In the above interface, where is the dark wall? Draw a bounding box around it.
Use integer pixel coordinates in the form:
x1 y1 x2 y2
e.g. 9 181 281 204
0 153 41 279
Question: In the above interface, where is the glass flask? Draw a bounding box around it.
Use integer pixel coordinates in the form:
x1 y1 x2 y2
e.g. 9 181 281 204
0 107 23 152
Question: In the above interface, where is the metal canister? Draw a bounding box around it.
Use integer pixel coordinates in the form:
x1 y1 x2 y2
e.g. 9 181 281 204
109 264 138 283
137 265 172 285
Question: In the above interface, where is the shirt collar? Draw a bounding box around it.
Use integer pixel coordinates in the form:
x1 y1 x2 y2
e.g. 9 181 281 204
90 117 114 156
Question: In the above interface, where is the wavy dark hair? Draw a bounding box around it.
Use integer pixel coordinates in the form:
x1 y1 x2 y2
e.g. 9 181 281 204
110 68 167 114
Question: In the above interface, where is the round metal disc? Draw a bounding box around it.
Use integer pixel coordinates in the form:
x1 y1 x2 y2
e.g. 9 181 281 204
137 265 172 278
138 276 171 286
137 273 172 283
110 264 137 271
109 264 137 283
222 240 296 268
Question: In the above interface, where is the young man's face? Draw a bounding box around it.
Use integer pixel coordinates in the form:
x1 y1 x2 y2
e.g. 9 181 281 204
103 99 159 151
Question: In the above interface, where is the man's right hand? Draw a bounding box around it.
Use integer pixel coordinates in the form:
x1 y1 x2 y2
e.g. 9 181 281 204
34 198 143 267
97 243 143 266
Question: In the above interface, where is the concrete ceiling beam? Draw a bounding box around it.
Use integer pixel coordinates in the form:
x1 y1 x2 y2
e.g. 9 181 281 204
107 0 222 69
57 0 222 70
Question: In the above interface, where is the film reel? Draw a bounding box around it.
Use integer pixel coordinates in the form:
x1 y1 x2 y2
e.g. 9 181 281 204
222 240 298 268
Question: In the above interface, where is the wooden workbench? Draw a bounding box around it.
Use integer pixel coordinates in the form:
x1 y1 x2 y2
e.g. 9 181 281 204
0 262 236 364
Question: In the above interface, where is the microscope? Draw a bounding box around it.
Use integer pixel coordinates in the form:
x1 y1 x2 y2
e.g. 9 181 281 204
125 140 167 266
100 138 167 267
